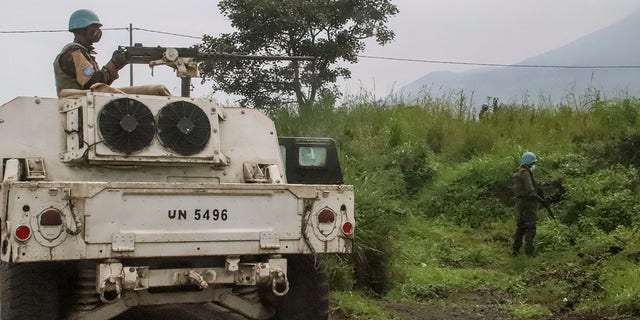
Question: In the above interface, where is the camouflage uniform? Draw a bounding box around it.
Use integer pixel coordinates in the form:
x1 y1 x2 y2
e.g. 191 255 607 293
53 42 119 96
511 165 540 256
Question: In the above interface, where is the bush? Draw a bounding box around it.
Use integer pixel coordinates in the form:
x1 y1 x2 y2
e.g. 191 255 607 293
417 153 515 226
388 142 438 195
563 165 640 232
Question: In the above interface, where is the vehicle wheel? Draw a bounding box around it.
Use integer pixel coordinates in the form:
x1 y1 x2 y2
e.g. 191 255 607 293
0 262 63 320
273 255 329 320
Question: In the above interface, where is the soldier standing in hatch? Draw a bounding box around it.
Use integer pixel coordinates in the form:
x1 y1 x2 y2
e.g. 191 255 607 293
511 151 544 256
53 9 127 97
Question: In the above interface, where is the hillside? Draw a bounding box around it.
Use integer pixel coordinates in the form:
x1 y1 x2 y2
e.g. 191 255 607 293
397 10 640 106
272 97 640 319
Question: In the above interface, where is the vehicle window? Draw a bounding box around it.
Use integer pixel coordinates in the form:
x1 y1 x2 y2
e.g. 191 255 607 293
298 146 327 167
279 144 287 171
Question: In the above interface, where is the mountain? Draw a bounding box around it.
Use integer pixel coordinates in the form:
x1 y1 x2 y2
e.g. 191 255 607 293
396 10 640 106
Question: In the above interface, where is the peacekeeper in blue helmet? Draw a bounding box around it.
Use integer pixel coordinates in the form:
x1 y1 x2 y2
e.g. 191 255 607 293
511 151 545 256
53 9 127 97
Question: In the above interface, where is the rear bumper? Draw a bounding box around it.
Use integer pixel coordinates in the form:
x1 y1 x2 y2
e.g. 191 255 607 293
1 181 354 263
96 257 288 297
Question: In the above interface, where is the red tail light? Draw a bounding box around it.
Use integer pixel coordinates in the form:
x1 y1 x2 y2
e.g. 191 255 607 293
40 208 63 226
318 208 336 223
15 225 31 241
341 222 354 235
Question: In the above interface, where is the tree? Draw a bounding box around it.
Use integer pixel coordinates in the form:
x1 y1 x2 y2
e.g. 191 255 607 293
199 0 398 112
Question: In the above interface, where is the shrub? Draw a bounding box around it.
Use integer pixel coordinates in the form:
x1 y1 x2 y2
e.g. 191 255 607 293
563 165 640 232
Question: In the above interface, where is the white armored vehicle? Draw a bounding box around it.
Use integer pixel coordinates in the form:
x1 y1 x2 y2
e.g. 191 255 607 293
0 50 354 319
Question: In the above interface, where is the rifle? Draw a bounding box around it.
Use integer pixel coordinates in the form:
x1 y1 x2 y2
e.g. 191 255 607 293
536 186 558 225
541 198 557 222
119 43 315 97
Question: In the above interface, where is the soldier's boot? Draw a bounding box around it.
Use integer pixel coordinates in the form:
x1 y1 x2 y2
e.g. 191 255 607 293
512 232 524 256
524 245 535 257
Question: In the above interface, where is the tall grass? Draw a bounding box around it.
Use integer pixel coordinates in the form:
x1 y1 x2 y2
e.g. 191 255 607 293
270 93 640 316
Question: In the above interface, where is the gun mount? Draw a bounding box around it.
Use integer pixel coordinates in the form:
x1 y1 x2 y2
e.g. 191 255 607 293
121 43 315 97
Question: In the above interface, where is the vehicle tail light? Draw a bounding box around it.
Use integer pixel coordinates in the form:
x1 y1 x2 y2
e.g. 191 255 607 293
341 222 354 235
318 208 336 223
15 225 31 241
40 208 63 226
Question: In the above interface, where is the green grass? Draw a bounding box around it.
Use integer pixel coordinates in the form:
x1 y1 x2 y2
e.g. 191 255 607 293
509 304 553 320
400 265 517 292
601 260 640 308
273 95 640 318
330 291 401 320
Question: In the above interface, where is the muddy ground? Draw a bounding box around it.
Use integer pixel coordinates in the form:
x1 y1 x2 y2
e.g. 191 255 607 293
329 290 512 320
328 290 638 320
114 287 636 320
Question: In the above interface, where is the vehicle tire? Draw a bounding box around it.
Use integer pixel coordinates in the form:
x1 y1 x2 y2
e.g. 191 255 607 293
273 255 329 320
0 262 63 320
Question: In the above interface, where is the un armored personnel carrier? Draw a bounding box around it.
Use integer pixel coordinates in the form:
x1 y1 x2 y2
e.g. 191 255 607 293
0 47 354 320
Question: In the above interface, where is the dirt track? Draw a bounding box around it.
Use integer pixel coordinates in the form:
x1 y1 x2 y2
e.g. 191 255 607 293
329 291 514 320
327 291 635 320
115 290 634 320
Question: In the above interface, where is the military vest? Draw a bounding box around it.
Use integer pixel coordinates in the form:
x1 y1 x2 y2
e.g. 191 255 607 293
53 43 92 95
511 166 534 198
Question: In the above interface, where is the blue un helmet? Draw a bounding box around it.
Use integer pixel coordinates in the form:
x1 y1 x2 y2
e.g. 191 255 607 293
68 9 102 31
520 152 537 165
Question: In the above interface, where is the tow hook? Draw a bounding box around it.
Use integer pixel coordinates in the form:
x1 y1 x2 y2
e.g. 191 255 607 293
97 262 124 304
99 275 122 304
187 270 209 289
271 269 289 296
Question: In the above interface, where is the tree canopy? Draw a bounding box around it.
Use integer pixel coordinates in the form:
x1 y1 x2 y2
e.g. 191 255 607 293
199 0 398 112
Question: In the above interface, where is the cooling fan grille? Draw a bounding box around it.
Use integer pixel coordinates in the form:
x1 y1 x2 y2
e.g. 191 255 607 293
157 101 212 156
97 98 156 154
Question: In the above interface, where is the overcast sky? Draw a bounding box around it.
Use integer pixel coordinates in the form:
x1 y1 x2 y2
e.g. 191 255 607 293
1 0 639 104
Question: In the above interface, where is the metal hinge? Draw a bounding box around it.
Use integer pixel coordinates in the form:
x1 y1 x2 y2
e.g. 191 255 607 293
25 158 46 180
260 232 281 249
112 233 135 252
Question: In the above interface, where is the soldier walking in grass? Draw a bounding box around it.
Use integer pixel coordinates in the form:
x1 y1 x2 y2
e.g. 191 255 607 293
479 104 490 120
511 151 545 256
